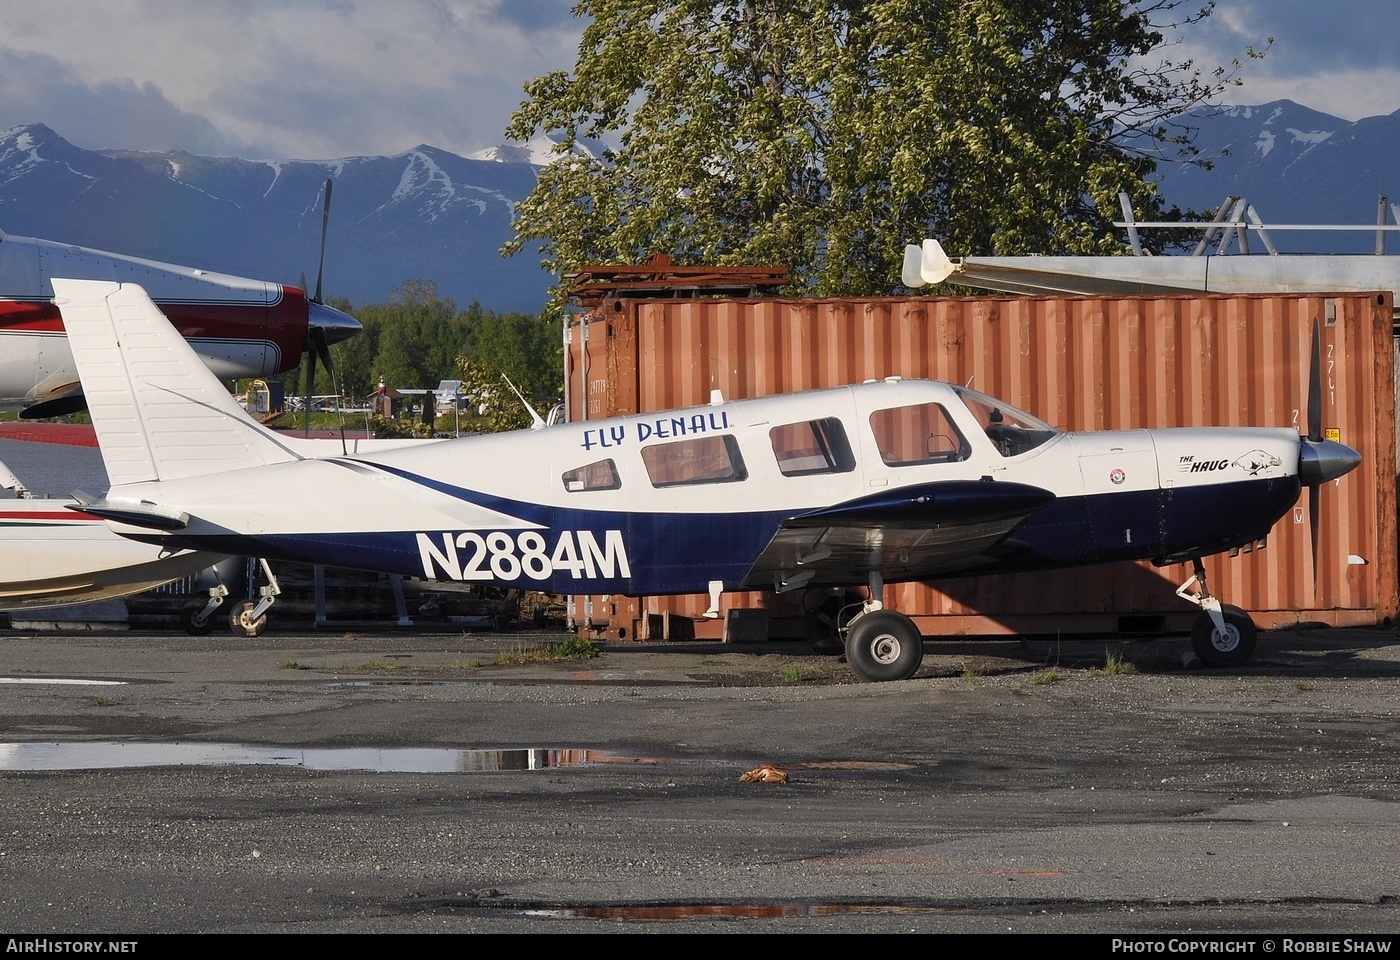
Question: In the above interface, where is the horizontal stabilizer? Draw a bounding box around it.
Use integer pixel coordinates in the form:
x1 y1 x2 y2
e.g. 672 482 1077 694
66 498 189 531
52 278 303 487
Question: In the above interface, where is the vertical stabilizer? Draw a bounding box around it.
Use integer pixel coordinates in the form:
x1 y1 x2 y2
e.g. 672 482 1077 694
52 279 302 487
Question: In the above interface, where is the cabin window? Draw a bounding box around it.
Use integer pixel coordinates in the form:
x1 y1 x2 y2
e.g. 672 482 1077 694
642 435 748 487
869 402 970 466
562 458 621 492
952 386 1059 458
770 418 856 476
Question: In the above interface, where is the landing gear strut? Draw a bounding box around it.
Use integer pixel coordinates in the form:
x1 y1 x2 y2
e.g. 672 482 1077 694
228 559 282 638
179 585 227 636
841 572 925 682
1176 558 1258 667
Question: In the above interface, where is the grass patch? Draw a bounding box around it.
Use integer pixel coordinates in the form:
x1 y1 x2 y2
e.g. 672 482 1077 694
89 696 110 708
960 664 982 684
277 659 398 674
1095 650 1138 676
552 637 602 660
783 665 804 683
489 637 602 665
1029 667 1062 685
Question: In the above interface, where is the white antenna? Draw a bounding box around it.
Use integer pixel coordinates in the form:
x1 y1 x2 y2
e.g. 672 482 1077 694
501 373 546 430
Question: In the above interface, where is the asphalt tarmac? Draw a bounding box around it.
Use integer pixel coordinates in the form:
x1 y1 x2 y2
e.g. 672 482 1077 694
2 624 1400 934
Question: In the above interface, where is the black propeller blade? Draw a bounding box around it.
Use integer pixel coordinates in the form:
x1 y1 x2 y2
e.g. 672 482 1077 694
1308 318 1322 444
303 333 317 436
1297 317 1362 585
304 324 346 452
1308 318 1322 575
303 178 336 438
314 179 332 305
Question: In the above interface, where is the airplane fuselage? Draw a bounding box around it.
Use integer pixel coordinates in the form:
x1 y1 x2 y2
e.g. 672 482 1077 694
102 379 1305 596
0 233 351 410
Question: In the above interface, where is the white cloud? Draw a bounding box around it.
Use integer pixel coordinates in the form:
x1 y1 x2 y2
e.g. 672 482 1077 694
1169 0 1400 121
0 0 587 157
0 48 245 155
1 0 1398 160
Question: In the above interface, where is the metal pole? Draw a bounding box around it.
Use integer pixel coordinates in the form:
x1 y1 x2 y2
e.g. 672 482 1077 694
1193 196 1237 257
1118 192 1143 256
1377 194 1389 256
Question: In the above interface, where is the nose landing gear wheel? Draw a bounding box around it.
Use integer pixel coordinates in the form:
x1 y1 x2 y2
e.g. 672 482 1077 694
845 610 924 682
229 601 269 638
1191 603 1257 667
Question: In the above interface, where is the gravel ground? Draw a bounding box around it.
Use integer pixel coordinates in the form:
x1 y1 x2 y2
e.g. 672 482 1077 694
2 624 1399 933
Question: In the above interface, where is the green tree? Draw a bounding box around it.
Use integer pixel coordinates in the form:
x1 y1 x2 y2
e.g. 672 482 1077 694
457 311 562 432
505 0 1260 300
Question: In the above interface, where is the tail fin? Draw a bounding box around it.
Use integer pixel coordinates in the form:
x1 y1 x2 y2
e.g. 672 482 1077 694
52 278 303 487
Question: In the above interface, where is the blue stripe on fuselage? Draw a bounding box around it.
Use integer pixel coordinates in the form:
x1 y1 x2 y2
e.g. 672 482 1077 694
158 470 1300 595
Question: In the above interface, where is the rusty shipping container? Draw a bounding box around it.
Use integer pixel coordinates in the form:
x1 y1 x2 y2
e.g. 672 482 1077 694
563 292 1398 641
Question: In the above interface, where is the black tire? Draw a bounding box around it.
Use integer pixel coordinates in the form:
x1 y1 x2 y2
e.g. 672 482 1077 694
179 600 218 636
229 601 269 638
845 610 924 682
1191 604 1257 667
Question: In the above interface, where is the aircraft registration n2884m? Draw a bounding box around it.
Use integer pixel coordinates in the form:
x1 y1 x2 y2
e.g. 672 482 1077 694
52 278 1361 682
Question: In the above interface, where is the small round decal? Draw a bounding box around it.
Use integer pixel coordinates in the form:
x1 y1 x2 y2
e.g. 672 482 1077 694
1109 468 1126 485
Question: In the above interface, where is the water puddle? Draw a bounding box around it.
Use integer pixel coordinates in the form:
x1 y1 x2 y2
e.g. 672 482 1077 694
321 678 699 688
0 743 609 773
439 901 971 920
0 678 126 686
0 742 919 776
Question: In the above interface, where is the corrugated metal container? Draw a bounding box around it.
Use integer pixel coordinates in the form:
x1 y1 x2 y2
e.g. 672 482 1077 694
564 293 1398 641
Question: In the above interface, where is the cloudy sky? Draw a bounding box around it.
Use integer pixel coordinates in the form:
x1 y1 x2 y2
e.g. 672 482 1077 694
1 0 1396 160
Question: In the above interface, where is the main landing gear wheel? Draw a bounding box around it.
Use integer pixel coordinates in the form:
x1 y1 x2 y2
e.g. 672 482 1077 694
229 600 269 638
845 610 924 682
179 600 218 636
1191 603 1257 667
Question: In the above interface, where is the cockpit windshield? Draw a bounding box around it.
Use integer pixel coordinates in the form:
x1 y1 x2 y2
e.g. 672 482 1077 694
952 386 1059 458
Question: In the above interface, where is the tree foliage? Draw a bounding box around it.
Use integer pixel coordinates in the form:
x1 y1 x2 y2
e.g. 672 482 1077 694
506 0 1261 300
278 280 561 432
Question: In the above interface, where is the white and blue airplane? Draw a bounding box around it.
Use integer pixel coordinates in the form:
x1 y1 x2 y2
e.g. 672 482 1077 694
48 278 1360 681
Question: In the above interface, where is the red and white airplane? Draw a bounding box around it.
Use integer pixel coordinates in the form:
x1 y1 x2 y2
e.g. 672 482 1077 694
0 230 359 417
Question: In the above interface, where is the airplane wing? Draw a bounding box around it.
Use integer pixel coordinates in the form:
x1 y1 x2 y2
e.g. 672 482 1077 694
742 480 1056 592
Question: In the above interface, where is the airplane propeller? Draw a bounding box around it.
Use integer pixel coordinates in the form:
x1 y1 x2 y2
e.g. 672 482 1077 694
1297 318 1362 580
300 178 354 437
313 179 331 305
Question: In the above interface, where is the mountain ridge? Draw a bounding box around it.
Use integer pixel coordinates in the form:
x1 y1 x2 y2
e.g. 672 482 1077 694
3 102 1398 311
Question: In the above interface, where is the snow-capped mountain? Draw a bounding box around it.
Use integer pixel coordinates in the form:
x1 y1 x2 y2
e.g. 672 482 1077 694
1150 100 1400 253
0 123 553 312
2 102 1398 311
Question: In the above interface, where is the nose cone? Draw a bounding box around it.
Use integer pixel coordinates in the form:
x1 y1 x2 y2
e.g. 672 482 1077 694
1299 438 1362 485
308 300 361 346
